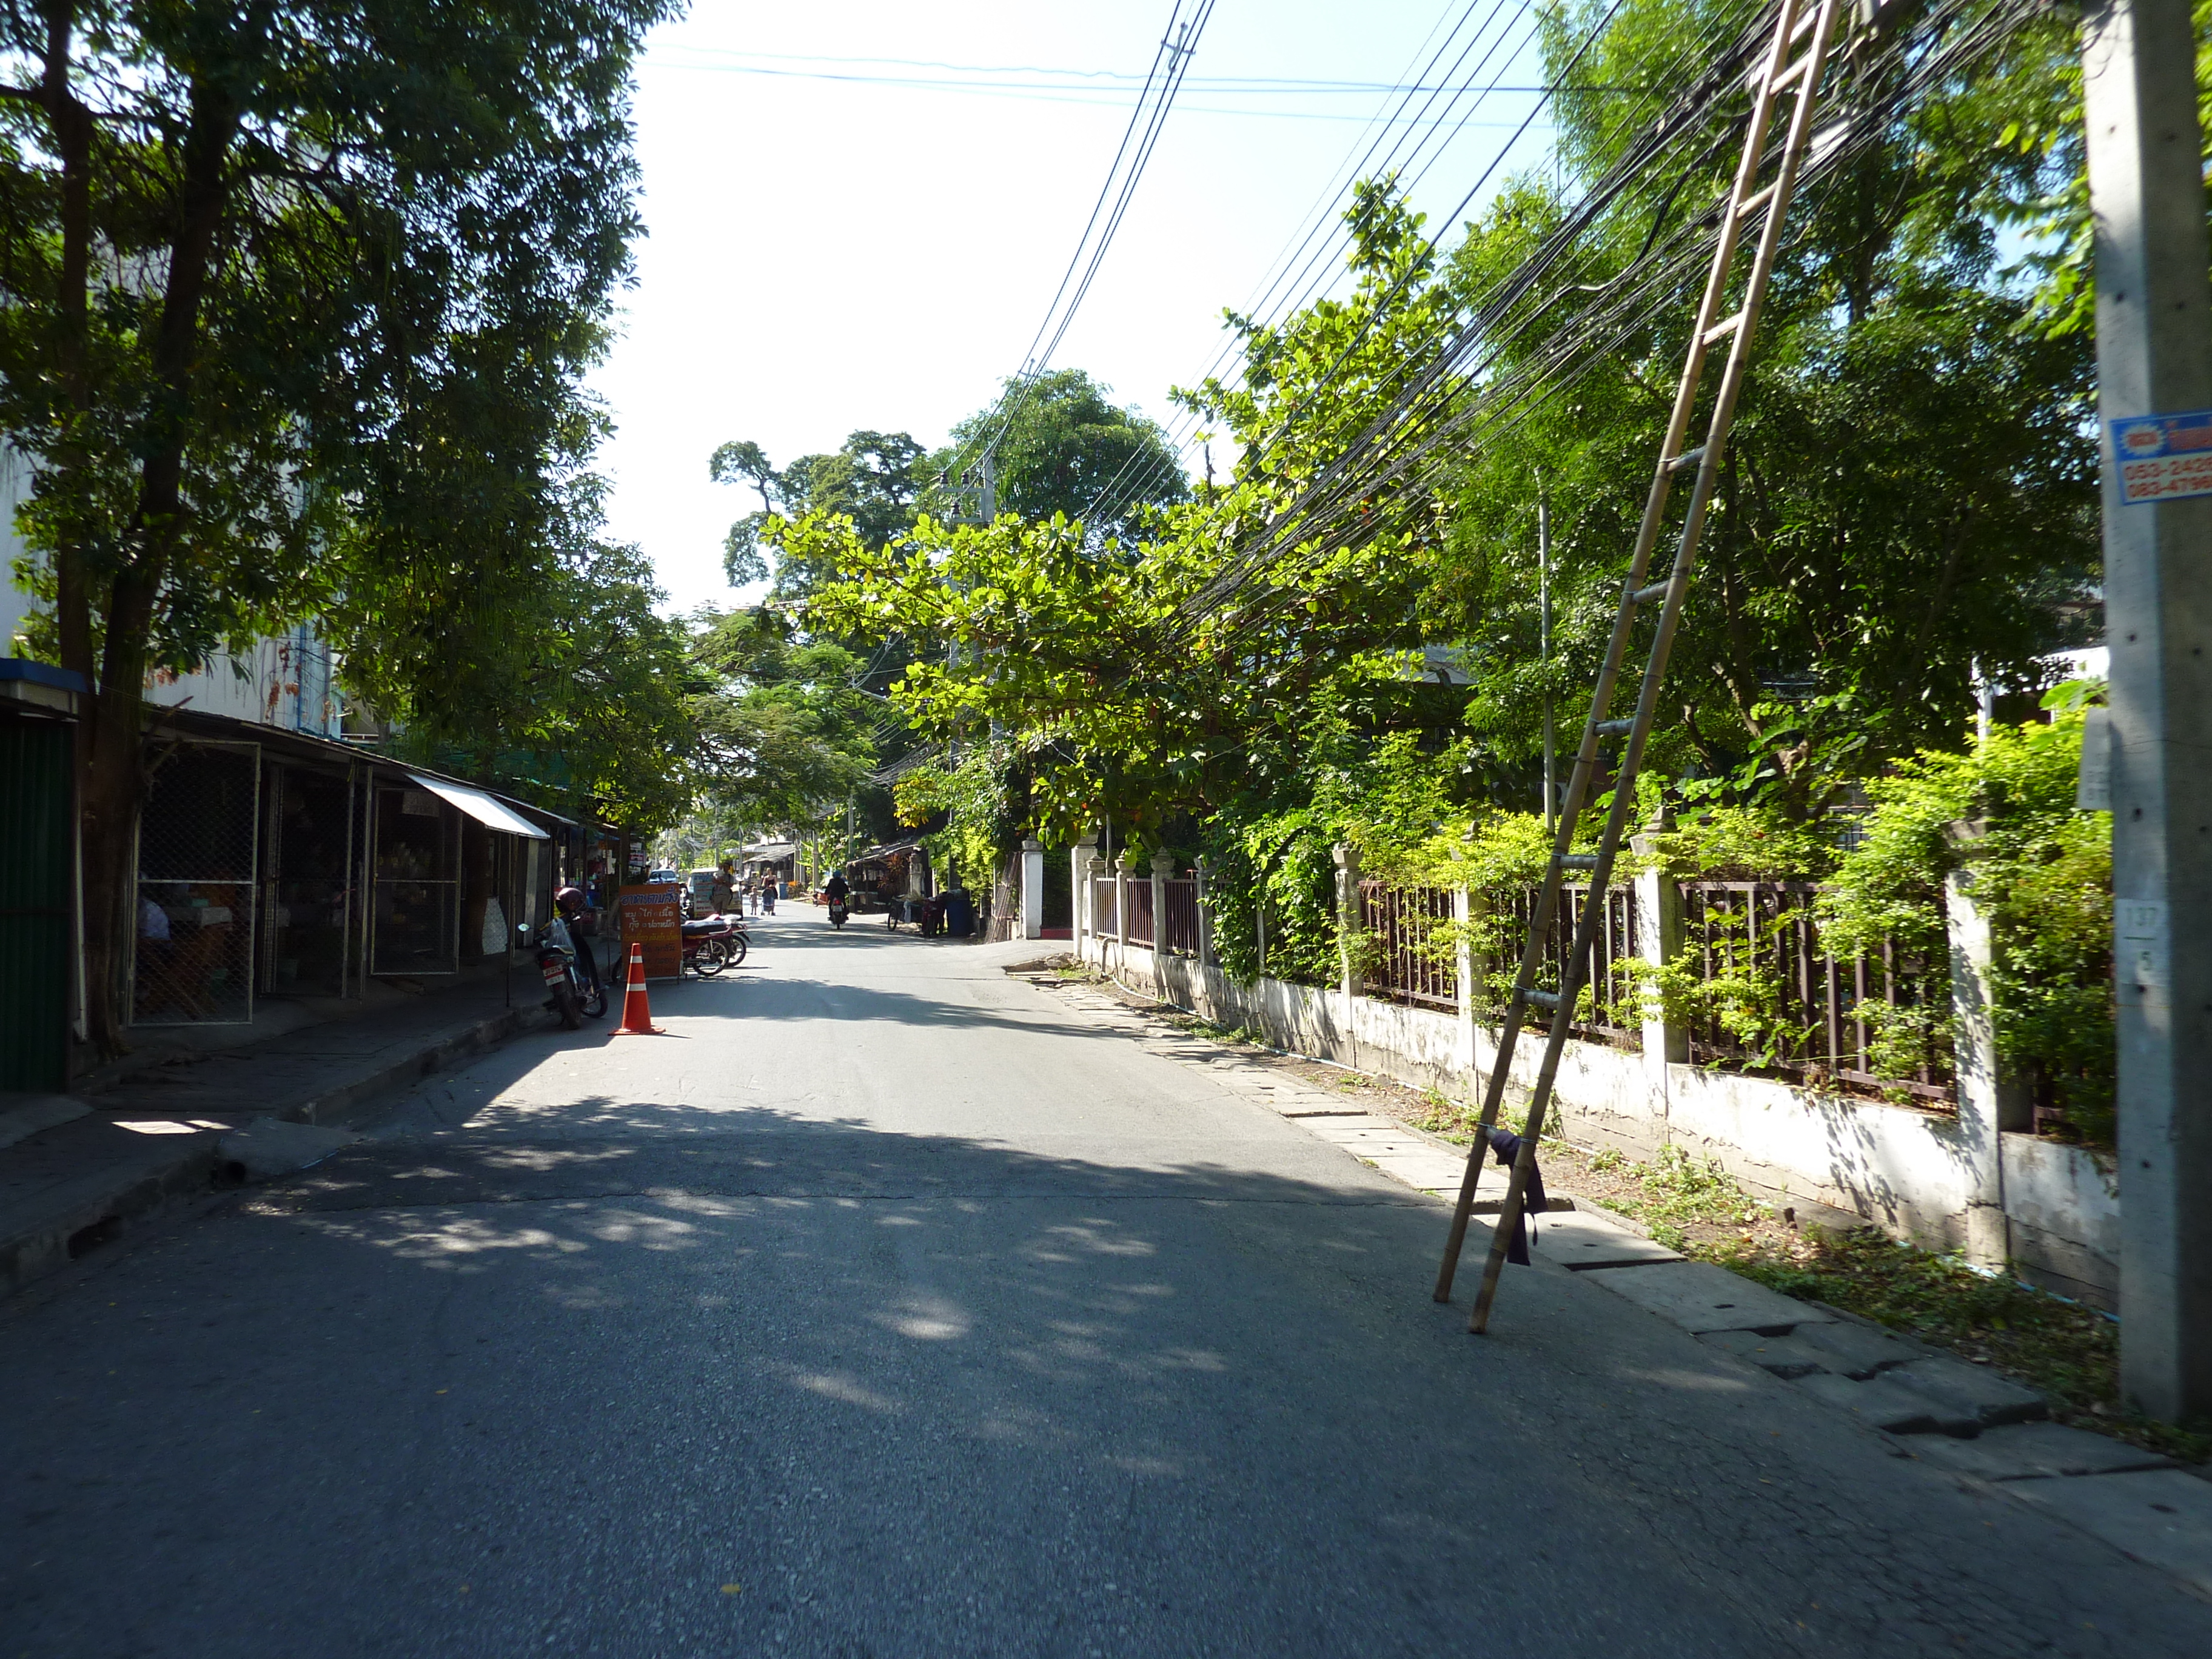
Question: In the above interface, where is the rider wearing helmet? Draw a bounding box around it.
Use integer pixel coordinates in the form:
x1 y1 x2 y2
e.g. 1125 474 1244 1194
823 868 850 903
554 885 602 998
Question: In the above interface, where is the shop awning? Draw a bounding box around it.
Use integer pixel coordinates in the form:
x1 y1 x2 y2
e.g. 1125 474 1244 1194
406 774 550 839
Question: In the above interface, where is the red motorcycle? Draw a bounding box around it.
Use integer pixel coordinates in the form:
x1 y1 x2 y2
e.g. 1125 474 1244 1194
680 913 748 976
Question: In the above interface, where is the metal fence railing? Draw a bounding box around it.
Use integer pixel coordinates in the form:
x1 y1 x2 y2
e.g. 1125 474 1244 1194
1492 884 1642 1045
1357 881 1458 1011
1091 874 1118 939
1094 859 1956 1109
1125 877 1155 949
1682 881 1953 1103
1161 877 1200 956
135 741 260 1025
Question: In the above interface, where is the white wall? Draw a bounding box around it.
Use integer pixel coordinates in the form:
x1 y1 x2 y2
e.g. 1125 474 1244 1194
1 444 36 654
3 447 343 738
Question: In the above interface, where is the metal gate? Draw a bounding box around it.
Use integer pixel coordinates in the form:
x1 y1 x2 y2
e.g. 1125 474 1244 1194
259 762 357 999
0 716 75 1088
134 740 260 1025
369 782 459 976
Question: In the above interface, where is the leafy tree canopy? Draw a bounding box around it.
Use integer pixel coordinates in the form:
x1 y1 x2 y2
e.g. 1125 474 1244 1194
923 368 1187 542
0 0 679 1050
711 430 925 595
685 606 879 832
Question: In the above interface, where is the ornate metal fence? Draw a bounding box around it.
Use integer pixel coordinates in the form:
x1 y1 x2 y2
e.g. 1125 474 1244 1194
1091 874 1117 938
1161 877 1201 957
1681 881 1953 1103
1356 881 1458 1011
1491 884 1642 1045
1125 877 1155 949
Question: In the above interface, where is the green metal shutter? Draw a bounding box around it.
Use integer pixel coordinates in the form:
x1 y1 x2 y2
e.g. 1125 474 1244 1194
0 716 73 1091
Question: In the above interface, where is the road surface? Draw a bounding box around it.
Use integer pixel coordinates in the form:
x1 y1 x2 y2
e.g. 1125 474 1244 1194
4 916 2206 1655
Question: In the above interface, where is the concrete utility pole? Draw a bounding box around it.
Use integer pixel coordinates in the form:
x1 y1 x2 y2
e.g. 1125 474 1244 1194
2083 0 2212 1420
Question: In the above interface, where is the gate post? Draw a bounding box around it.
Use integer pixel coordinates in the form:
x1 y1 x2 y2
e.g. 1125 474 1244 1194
1019 837 1045 941
1113 855 1131 957
1072 834 1096 944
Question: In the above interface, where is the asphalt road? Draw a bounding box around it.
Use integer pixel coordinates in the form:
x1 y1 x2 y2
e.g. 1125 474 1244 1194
5 916 2208 1657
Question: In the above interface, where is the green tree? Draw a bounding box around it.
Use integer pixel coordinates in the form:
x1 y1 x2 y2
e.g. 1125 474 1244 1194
1433 0 2098 813
0 0 675 1052
710 430 926 596
927 369 1187 541
686 607 877 832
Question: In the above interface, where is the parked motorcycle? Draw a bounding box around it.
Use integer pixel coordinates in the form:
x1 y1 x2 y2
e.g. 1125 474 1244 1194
523 918 606 1029
681 913 748 976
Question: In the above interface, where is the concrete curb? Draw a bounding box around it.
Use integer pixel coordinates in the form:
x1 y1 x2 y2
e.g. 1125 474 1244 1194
2 1004 547 1299
0 1136 221 1298
273 1004 546 1128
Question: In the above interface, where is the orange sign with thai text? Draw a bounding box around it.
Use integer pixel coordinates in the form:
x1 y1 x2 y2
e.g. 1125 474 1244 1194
618 883 682 980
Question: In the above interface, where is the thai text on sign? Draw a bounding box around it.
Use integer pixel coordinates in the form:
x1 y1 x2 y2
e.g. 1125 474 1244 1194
2110 411 2212 504
618 883 683 979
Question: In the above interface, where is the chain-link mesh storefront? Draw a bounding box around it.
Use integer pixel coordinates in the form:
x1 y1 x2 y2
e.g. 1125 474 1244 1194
260 762 357 998
129 712 580 1018
134 740 259 1025
370 780 460 977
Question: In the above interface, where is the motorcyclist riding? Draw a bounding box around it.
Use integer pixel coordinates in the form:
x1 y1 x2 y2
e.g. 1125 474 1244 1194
823 870 850 903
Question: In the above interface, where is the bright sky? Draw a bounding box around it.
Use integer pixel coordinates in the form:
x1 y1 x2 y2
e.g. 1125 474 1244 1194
590 0 1557 615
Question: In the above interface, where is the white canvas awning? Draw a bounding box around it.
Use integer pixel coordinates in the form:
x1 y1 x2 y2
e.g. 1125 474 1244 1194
406 774 550 839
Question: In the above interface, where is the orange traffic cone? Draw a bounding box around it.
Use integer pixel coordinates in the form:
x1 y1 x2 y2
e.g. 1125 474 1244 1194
612 941 662 1035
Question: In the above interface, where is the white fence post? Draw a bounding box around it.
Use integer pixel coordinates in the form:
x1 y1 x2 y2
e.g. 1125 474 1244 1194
1150 852 1171 957
1113 855 1131 953
1453 885 1476 1073
1082 850 1106 965
1631 837 1688 1142
1019 837 1045 940
1194 855 1215 968
1949 863 2026 1266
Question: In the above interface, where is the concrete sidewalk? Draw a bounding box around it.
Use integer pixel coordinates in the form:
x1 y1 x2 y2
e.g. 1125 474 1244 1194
1 977 552 1296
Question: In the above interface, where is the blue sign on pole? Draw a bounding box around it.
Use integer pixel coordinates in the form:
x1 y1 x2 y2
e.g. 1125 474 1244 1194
2108 409 2212 503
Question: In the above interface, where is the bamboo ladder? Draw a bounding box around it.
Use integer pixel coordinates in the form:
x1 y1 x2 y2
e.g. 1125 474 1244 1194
1435 0 1847 1332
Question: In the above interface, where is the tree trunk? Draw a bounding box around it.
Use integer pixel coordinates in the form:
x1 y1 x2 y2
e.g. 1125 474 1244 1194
76 80 240 1057
40 4 96 688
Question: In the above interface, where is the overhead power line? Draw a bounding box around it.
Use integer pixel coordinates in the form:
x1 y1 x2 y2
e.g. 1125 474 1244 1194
1076 0 1772 535
1150 0 2045 664
937 0 1216 500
